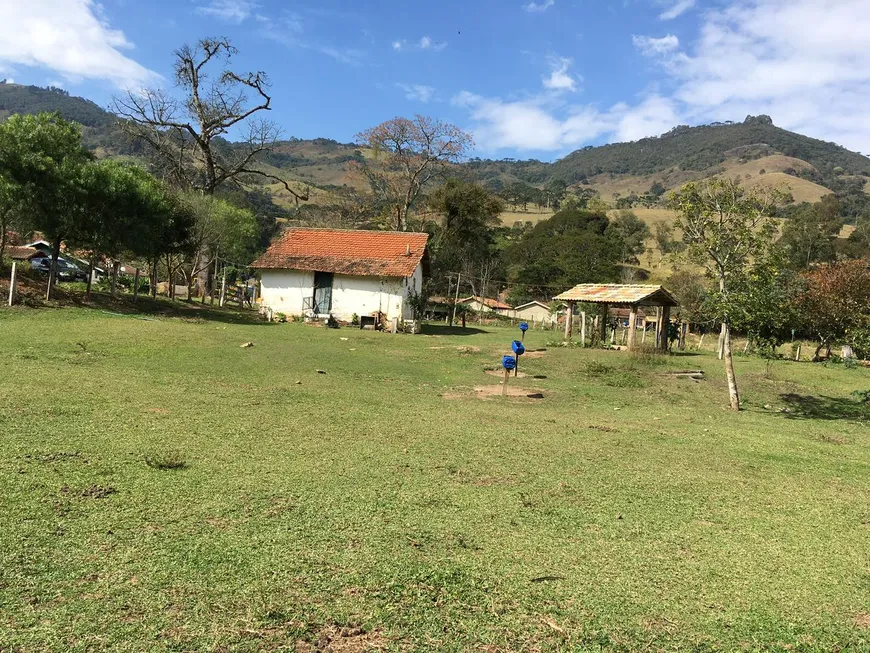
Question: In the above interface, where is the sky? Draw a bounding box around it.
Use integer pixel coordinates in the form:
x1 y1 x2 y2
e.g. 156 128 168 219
0 0 869 161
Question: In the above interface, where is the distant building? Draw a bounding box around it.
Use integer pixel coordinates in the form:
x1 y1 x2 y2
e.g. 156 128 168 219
252 228 429 322
513 300 560 324
459 295 513 316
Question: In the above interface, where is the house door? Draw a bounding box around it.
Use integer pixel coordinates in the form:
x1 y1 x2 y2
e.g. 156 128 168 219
313 271 333 314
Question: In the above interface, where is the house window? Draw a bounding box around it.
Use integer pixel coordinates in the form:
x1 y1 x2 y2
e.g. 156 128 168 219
313 271 333 314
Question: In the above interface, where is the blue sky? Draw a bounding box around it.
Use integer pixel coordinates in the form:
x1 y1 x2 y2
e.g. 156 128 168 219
1 0 869 160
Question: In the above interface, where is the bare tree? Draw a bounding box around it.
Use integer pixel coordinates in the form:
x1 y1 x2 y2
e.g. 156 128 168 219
355 116 472 231
112 38 307 201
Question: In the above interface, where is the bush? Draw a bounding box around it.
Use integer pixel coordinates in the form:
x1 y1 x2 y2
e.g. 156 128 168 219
144 449 187 470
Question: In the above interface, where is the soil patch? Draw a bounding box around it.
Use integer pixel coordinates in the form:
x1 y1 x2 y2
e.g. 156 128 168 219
485 369 529 378
456 346 480 354
523 351 546 359
444 385 546 400
296 625 387 652
855 613 870 629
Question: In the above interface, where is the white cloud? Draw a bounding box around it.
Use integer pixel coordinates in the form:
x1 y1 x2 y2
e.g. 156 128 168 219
659 0 695 20
392 36 447 52
663 0 870 153
5 78 14 84
418 36 447 51
523 0 555 13
196 0 259 23
453 90 675 152
397 83 435 103
0 0 158 89
456 0 870 156
542 57 578 92
632 34 679 56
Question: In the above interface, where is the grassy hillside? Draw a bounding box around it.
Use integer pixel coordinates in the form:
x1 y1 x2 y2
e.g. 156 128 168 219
2 84 867 221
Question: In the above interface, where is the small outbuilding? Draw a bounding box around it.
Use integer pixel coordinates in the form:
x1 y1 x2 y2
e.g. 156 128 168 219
513 300 560 325
459 295 513 316
253 228 429 323
553 283 679 350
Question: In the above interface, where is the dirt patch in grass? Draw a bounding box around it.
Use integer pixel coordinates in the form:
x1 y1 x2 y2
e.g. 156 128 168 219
854 613 870 628
444 385 545 400
485 369 529 378
296 625 387 652
523 350 546 359
456 345 480 354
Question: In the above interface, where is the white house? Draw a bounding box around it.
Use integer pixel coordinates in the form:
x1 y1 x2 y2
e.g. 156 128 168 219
458 295 513 316
253 228 429 323
514 300 559 324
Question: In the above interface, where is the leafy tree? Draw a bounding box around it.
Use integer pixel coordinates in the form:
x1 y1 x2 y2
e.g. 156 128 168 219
606 210 650 264
355 115 472 230
653 220 684 257
180 193 258 298
667 269 709 325
670 178 782 410
727 251 802 355
0 112 92 299
509 207 623 298
779 194 843 269
426 178 503 292
796 259 870 360
112 38 304 199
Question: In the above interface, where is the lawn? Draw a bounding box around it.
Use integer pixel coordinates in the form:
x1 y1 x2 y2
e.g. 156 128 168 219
1 303 868 652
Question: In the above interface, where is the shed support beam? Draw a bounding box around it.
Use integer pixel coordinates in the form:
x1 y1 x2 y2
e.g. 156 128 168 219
580 311 586 347
660 305 671 351
627 305 637 350
564 301 574 339
599 303 609 343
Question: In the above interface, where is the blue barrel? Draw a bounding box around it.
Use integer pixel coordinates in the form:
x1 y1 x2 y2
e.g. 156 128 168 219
512 340 525 356
502 355 517 370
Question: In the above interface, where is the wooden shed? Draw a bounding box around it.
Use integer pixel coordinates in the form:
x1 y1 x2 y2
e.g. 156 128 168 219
553 283 679 350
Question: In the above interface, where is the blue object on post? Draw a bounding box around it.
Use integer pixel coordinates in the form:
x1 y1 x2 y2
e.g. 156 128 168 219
502 355 517 370
519 322 529 332
511 340 525 356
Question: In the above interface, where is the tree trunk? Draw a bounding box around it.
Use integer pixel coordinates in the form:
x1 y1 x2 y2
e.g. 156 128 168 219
45 236 61 301
151 259 158 299
717 323 726 360
723 323 740 411
0 223 7 264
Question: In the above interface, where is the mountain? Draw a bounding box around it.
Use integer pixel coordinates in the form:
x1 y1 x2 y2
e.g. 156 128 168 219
1 82 868 218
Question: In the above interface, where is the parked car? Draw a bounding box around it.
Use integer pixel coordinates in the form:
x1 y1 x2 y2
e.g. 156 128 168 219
30 256 88 282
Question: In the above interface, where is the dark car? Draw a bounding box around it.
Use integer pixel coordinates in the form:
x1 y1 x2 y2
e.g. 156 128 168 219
30 257 88 282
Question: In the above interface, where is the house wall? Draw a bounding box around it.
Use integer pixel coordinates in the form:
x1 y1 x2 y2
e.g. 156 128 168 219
259 269 314 316
516 304 556 324
260 264 424 322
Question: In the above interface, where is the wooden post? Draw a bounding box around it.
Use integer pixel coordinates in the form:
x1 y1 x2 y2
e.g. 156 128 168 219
679 322 688 350
8 261 17 307
133 269 140 303
451 272 461 326
698 333 705 350
795 343 802 361
627 305 638 349
219 267 227 307
580 311 587 347
660 305 671 351
642 318 648 344
599 303 609 343
502 368 509 396
564 301 574 339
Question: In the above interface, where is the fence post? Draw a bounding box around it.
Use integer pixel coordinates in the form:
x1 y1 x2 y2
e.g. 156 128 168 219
8 261 17 307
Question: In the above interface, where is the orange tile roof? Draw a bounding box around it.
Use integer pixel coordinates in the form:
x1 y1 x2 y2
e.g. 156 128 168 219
6 246 42 260
554 284 678 306
252 228 429 278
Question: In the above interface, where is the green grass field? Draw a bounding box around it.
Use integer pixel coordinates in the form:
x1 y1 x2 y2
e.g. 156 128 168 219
1 303 869 651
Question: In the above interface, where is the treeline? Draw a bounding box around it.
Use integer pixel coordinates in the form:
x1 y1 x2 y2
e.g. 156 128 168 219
0 113 261 301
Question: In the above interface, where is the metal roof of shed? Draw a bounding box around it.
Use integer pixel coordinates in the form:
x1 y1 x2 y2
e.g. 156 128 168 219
553 284 678 306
